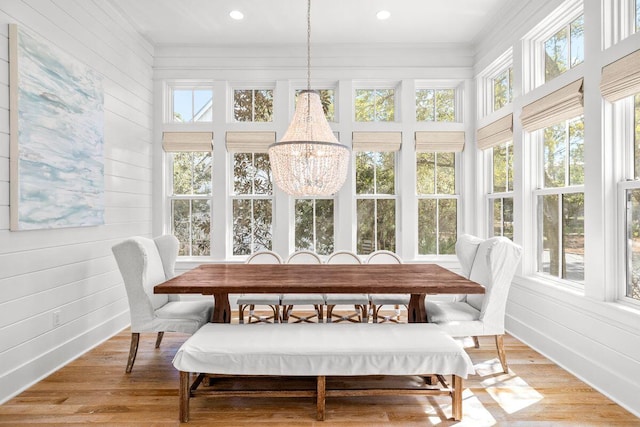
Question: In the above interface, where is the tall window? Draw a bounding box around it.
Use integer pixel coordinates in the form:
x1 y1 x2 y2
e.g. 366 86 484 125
233 89 273 122
355 152 396 254
417 152 458 255
416 89 456 122
489 141 514 239
355 89 395 122
536 117 584 283
295 199 334 255
626 94 640 301
170 152 212 256
636 0 640 33
231 153 273 255
492 68 513 111
544 15 584 82
171 88 212 123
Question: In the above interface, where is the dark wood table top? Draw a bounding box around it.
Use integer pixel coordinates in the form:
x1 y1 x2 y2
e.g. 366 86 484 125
154 263 485 295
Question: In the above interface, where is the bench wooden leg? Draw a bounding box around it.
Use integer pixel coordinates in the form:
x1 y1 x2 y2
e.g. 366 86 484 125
452 375 462 421
180 371 190 422
155 331 164 349
316 375 326 421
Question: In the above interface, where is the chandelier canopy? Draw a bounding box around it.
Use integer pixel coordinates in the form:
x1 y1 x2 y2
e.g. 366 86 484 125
268 0 350 197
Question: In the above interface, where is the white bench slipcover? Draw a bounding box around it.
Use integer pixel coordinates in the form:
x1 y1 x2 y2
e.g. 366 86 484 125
173 323 474 378
173 323 474 422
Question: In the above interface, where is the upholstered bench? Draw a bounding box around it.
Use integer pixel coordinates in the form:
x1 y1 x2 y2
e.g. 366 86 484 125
172 323 475 422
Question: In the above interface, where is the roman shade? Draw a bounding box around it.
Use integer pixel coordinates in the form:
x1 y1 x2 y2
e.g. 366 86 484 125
352 132 402 152
226 131 276 153
162 132 213 152
521 78 583 132
477 114 513 150
600 48 640 102
415 131 465 152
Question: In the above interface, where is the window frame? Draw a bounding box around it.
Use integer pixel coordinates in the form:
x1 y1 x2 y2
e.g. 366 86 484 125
522 0 584 92
616 94 640 306
352 81 399 122
486 140 515 239
166 151 213 258
228 83 276 123
229 152 274 257
354 150 398 255
532 117 585 288
165 82 213 124
416 151 461 257
476 49 513 119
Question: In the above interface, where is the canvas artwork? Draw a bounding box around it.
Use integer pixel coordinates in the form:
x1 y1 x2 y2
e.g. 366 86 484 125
9 24 104 230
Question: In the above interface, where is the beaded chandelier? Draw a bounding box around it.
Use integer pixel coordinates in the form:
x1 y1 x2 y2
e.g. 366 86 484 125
268 0 350 197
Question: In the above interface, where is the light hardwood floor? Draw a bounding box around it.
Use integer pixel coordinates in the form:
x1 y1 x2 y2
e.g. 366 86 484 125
1 311 638 426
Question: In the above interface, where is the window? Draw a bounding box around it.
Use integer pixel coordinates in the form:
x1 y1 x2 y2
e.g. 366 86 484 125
355 152 396 254
294 198 334 255
171 88 212 123
544 15 584 82
637 0 640 33
488 141 514 239
233 89 273 122
416 89 456 122
536 117 584 283
417 152 458 255
296 89 336 122
231 153 273 255
625 94 640 301
170 152 212 256
355 89 395 122
492 68 513 112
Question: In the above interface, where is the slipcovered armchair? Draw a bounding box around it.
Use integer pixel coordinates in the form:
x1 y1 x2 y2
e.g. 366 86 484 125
112 235 212 373
426 235 522 373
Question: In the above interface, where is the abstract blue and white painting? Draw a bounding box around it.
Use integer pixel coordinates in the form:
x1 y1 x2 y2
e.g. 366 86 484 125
10 25 104 230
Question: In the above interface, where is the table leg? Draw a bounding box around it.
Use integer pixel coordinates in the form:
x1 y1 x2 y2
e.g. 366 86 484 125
408 293 427 323
211 293 231 323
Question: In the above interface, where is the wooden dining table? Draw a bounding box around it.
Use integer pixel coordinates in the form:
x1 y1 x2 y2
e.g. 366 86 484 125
154 263 484 323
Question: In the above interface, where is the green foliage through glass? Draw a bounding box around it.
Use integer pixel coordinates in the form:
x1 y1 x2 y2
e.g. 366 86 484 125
416 89 456 122
355 89 395 122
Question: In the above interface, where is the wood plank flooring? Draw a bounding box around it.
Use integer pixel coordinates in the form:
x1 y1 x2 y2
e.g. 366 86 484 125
1 311 638 426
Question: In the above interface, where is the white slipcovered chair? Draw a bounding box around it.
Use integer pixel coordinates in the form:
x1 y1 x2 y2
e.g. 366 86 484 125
281 250 325 323
237 251 283 324
112 235 213 373
366 250 407 323
324 251 369 323
426 234 522 373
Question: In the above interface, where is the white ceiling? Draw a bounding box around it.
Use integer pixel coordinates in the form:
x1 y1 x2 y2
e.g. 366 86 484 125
109 0 514 46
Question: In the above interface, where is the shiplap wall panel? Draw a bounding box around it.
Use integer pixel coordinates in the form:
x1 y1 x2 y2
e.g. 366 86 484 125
0 271 123 329
0 256 114 303
0 297 129 377
0 0 153 404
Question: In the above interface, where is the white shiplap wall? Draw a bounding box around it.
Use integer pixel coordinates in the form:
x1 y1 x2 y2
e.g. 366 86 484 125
0 0 153 403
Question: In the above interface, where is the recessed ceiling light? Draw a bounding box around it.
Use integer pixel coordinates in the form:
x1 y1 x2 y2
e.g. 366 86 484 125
229 10 244 20
376 10 391 20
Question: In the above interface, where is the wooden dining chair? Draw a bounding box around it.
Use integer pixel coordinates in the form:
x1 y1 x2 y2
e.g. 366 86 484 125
281 250 325 323
237 251 283 324
324 251 369 323
366 250 408 323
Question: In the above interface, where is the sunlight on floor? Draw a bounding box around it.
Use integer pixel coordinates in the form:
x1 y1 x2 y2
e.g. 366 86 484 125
453 389 497 426
480 368 544 414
